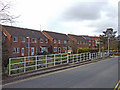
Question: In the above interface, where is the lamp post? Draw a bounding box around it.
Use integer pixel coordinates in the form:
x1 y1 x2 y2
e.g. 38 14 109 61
107 36 110 56
26 37 30 57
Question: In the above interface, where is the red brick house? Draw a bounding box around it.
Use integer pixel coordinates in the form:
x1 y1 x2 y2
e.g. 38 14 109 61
42 30 71 54
89 36 100 49
2 25 49 58
68 34 90 52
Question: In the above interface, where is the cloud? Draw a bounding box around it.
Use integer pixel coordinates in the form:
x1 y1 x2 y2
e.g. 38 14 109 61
61 1 108 21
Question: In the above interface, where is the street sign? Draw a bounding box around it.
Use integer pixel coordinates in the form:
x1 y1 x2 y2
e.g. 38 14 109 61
67 50 71 54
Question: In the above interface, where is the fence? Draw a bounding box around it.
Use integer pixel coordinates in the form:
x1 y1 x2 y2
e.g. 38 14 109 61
8 52 107 76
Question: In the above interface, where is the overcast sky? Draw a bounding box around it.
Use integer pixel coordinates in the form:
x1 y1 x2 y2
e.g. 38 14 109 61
3 0 119 36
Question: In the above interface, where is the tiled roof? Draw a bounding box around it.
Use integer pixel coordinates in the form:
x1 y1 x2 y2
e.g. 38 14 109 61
68 34 85 41
2 25 48 39
43 30 70 40
82 35 91 40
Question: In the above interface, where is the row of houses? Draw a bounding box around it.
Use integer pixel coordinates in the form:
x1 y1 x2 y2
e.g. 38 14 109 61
2 25 100 58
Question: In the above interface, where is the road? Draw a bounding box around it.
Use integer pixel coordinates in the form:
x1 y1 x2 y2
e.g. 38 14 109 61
3 56 118 88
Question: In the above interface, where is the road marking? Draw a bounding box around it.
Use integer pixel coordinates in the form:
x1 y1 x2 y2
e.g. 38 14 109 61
114 80 120 90
3 62 94 87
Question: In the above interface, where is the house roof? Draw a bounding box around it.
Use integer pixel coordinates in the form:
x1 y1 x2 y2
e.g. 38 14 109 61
43 30 70 40
82 35 91 40
2 25 48 39
89 36 100 40
68 34 86 41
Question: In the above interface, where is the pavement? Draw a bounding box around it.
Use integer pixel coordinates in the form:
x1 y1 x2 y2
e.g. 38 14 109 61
2 56 118 88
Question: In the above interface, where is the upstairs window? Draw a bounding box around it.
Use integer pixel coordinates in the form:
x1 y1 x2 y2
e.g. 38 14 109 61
89 44 91 46
45 39 48 43
32 38 37 43
58 40 61 44
40 38 43 43
64 40 67 44
54 40 56 44
13 37 18 42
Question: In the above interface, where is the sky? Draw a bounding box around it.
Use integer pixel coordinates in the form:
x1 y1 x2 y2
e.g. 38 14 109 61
2 0 119 36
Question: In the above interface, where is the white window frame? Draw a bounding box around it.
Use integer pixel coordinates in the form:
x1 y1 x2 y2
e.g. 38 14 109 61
58 40 61 44
13 47 19 53
45 39 48 43
40 38 43 43
54 47 57 52
13 37 18 42
31 47 34 55
54 40 56 44
89 44 91 46
64 40 67 44
32 38 37 43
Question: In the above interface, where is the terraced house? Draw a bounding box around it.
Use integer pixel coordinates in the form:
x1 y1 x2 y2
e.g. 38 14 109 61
2 25 49 58
67 34 89 52
89 36 100 49
42 30 71 54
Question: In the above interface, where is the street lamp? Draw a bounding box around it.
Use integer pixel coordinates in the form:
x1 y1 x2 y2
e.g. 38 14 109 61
26 37 30 57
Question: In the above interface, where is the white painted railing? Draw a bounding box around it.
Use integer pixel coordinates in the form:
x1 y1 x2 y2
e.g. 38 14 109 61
8 52 108 76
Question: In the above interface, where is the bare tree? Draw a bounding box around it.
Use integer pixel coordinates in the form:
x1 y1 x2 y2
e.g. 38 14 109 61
0 1 19 24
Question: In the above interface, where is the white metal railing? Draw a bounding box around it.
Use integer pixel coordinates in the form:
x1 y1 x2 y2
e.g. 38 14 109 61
8 52 108 75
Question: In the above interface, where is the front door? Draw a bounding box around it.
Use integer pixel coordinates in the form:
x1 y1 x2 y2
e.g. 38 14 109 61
21 48 24 56
31 47 34 55
58 47 61 53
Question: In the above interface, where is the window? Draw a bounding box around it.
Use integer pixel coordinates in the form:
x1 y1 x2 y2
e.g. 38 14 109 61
40 38 43 43
54 40 56 43
64 40 67 44
89 44 91 46
32 38 37 43
89 40 91 42
80 41 81 44
83 41 85 44
58 40 60 44
54 47 57 52
45 39 48 43
40 46 48 52
21 37 25 42
77 41 79 44
13 48 19 53
93 44 95 46
13 37 18 42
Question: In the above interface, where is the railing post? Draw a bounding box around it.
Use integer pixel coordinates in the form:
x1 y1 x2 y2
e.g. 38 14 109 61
24 57 26 73
83 53 85 61
61 54 62 64
54 54 55 66
77 54 79 62
73 54 74 63
9 58 11 76
80 54 81 61
46 55 47 68
67 54 69 63
35 56 37 70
